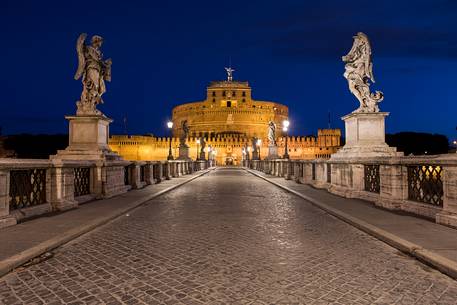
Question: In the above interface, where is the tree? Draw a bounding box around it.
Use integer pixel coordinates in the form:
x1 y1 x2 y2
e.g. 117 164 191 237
386 132 449 155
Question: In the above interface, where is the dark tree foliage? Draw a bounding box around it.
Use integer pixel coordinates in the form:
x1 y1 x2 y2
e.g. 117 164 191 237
386 132 449 155
3 134 68 159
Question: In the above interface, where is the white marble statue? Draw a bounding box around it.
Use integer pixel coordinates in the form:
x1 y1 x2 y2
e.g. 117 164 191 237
342 32 383 113
74 33 112 116
268 121 276 146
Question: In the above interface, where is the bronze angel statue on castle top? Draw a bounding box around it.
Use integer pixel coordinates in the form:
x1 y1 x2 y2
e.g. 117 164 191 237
342 32 383 113
74 33 112 115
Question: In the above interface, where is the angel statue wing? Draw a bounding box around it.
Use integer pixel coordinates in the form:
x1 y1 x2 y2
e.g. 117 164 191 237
357 32 375 83
103 58 112 82
74 33 87 80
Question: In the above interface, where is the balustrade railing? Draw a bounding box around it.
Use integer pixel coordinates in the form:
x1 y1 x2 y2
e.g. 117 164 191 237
153 163 160 181
163 163 169 178
327 163 331 183
9 169 47 210
74 167 91 197
407 165 443 206
124 165 130 186
245 155 456 227
140 165 146 182
364 165 380 193
0 159 207 228
289 161 295 177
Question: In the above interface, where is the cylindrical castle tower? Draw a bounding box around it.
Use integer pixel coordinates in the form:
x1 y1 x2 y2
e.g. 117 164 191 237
171 79 288 139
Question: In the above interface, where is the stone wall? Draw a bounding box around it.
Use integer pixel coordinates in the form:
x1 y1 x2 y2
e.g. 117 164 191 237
109 129 341 165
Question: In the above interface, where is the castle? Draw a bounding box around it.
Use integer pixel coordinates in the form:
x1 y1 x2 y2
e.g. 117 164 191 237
109 70 341 165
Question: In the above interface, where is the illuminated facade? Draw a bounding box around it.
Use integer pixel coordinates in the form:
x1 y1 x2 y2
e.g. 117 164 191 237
109 72 341 165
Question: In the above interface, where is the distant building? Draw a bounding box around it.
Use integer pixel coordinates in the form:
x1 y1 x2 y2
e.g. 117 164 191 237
109 72 341 165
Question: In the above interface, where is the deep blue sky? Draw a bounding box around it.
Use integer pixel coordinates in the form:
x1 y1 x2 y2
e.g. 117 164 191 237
1 0 456 139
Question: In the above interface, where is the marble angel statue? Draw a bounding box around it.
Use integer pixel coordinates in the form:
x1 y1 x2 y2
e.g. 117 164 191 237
342 32 383 112
74 33 112 115
268 121 276 145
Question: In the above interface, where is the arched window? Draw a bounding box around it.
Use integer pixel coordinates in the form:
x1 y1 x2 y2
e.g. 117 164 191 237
227 101 232 107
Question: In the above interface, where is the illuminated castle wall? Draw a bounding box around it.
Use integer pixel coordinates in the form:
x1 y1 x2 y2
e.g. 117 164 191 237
109 73 341 165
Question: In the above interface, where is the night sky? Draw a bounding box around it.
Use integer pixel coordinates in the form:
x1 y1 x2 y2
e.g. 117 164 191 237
1 0 456 140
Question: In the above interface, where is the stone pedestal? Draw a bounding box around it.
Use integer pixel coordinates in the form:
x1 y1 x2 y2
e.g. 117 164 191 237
0 170 16 229
50 114 127 201
52 115 120 161
436 165 457 228
178 144 191 160
266 145 279 160
252 150 259 160
331 112 398 160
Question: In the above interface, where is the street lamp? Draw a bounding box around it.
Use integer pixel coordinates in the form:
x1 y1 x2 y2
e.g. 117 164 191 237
196 139 200 160
167 121 174 160
256 139 262 160
283 119 290 159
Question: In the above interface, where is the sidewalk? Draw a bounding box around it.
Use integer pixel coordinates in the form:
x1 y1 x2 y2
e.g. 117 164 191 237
247 169 457 280
0 169 212 277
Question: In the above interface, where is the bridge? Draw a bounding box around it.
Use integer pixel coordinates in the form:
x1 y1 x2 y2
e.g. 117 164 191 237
0 166 457 304
0 25 457 305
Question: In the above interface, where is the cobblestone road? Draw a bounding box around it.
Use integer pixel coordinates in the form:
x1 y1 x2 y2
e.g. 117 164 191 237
1 168 457 305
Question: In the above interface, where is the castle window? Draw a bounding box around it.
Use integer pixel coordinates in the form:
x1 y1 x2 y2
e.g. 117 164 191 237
227 101 232 108
242 91 246 97
212 91 216 97
242 99 246 103
222 91 226 97
232 91 236 96
212 98 215 102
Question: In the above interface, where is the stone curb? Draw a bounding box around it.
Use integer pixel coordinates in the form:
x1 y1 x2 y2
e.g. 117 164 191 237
0 169 213 278
247 169 457 280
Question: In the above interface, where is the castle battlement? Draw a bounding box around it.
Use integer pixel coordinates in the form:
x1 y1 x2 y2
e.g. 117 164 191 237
110 71 341 164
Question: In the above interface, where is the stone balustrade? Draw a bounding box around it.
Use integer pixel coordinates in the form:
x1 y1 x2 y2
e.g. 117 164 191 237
247 155 457 229
0 159 213 229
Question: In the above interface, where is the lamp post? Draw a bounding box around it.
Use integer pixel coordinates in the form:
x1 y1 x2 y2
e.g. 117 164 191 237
167 121 174 160
256 139 262 160
283 120 290 159
196 139 200 160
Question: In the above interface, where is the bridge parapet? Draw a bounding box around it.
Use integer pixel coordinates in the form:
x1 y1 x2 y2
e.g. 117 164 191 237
0 159 213 229
247 154 457 229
